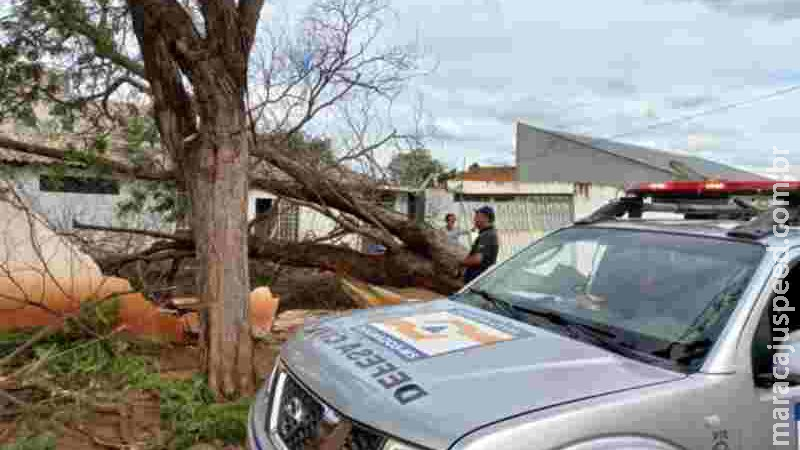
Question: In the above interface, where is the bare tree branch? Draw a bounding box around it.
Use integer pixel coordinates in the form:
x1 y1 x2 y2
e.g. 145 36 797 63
72 220 190 242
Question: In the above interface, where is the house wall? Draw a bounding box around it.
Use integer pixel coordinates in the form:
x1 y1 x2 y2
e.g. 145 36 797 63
515 122 673 185
3 166 169 232
297 208 363 249
442 180 623 262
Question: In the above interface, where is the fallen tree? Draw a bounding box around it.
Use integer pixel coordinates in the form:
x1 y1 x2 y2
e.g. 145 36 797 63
3 124 469 294
1 0 458 399
77 218 464 296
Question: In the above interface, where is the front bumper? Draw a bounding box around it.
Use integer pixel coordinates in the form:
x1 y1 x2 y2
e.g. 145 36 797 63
247 363 408 450
248 384 276 450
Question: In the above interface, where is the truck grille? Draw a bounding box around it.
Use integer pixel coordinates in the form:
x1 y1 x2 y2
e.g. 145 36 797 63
268 369 388 450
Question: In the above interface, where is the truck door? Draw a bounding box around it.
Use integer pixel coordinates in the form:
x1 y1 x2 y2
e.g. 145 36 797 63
748 253 800 449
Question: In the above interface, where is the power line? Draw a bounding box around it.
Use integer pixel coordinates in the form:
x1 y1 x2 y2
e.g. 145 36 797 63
607 83 800 140
570 80 761 135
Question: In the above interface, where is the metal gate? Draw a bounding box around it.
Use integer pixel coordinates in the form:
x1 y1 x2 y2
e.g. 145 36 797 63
455 195 574 262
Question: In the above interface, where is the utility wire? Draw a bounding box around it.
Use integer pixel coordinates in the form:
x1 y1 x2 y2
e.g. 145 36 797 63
568 80 761 134
607 83 800 140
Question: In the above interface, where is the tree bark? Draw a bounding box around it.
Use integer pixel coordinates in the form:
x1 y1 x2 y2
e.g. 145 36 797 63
127 0 260 399
185 101 254 399
249 236 463 294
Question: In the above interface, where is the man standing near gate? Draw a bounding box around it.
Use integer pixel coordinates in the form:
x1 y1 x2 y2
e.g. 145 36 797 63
461 206 499 284
444 213 469 248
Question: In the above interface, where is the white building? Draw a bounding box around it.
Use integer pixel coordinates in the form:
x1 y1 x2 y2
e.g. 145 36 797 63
431 167 623 262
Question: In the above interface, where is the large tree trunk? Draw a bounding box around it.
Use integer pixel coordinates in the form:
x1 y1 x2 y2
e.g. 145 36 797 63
187 102 254 398
126 0 264 399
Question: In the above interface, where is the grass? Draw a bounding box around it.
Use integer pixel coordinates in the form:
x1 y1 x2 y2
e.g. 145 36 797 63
130 370 252 448
0 434 56 450
0 311 252 449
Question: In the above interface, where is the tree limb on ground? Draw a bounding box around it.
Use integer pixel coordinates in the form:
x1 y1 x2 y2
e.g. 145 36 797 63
75 221 463 294
3 133 465 293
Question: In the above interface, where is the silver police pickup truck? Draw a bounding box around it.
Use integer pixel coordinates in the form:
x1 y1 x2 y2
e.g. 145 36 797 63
249 181 800 450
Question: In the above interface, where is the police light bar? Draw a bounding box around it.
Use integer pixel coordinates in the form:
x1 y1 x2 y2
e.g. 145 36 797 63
626 180 800 196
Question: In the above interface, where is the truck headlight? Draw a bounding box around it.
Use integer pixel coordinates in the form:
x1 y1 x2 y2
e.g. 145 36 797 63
383 439 423 450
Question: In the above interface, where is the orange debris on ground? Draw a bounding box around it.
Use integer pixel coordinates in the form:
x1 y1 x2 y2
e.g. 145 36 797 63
250 286 280 338
0 191 285 341
1 277 283 343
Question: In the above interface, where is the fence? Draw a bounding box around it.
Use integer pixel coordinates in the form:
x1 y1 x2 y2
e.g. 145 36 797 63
454 195 575 261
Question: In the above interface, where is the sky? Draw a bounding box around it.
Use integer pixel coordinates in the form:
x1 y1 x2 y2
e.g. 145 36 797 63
274 0 800 177
8 1 795 177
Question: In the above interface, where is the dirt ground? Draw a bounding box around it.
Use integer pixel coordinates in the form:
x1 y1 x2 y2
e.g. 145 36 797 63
158 340 281 380
0 384 161 450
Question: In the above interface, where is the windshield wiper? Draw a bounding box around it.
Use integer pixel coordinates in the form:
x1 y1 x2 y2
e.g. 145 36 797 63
503 302 613 337
504 304 649 355
467 288 523 320
466 291 670 365
652 338 714 365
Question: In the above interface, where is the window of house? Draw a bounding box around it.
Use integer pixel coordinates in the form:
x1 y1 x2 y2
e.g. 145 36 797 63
39 175 120 195
255 197 273 216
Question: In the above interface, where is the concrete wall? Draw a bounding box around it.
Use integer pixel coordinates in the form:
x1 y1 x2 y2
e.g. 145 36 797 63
445 180 623 222
3 166 170 232
515 122 672 185
442 180 624 262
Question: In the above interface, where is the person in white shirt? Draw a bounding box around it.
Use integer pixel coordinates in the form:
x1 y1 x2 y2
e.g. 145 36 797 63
444 213 469 248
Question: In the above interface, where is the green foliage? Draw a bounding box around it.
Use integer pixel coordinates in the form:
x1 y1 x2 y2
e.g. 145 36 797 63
126 115 159 165
116 180 188 226
287 132 336 165
0 330 37 358
11 332 251 449
36 339 119 380
115 115 186 226
64 295 121 337
133 374 251 448
388 148 447 188
0 0 137 123
0 433 56 450
253 274 274 287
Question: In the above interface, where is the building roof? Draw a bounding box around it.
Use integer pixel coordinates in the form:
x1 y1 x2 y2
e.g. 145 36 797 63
0 96 153 169
455 165 517 182
520 123 769 182
0 128 168 173
0 138 137 169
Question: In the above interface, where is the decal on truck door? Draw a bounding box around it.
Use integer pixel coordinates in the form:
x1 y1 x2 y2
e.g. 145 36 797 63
354 308 533 361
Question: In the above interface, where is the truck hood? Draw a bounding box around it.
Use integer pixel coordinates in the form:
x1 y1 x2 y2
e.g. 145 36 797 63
280 299 685 449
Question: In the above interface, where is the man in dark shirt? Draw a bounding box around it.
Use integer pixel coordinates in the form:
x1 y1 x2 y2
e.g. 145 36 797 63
461 206 499 284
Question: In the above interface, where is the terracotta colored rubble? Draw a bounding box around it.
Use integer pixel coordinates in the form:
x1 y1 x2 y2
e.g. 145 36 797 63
0 194 282 341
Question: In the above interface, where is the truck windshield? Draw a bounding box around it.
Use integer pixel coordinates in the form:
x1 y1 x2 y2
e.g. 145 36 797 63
457 227 766 372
